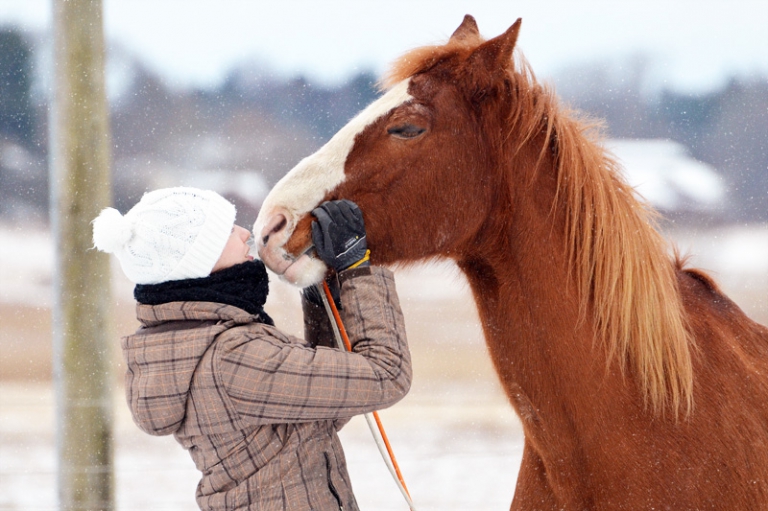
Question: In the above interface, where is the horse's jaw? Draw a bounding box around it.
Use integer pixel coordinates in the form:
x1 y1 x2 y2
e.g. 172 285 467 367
273 253 326 287
257 243 327 287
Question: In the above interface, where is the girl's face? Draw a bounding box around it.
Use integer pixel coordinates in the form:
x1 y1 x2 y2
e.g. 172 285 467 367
212 225 254 273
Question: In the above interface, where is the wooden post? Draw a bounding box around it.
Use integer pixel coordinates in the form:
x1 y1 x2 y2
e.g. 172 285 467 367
49 0 114 509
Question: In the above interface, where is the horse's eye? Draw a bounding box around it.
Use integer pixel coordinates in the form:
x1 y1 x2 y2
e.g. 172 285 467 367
387 124 426 139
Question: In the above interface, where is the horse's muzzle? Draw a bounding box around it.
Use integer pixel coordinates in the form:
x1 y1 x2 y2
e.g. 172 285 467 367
254 208 325 286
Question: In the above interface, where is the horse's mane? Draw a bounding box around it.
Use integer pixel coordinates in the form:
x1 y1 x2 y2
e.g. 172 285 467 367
385 37 694 417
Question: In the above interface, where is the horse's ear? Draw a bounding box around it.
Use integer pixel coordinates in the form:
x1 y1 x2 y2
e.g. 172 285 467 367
468 18 522 71
450 14 480 42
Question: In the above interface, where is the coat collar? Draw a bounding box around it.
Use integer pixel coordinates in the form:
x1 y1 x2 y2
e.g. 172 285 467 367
135 300 260 328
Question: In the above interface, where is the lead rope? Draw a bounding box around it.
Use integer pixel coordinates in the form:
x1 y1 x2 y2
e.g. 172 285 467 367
317 281 418 511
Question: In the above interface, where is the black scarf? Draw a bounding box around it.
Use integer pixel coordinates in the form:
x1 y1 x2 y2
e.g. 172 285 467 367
134 260 274 326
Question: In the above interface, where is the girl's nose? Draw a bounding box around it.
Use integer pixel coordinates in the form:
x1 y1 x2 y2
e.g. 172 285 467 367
236 225 250 241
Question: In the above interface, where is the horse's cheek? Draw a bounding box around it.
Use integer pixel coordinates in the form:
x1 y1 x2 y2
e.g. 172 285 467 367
284 215 313 257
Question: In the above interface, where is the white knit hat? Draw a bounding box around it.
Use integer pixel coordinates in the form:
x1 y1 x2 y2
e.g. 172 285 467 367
92 187 236 284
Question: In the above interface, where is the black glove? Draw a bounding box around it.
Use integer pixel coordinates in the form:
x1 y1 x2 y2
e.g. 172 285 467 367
311 199 369 272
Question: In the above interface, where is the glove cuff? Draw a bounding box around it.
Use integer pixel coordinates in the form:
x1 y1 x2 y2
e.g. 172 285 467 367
338 265 373 283
346 249 371 270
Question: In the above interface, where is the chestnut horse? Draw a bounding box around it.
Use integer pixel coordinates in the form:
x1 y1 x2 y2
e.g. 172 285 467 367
255 15 768 510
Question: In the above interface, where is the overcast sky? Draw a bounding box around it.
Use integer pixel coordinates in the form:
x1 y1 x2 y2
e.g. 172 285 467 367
1 0 767 92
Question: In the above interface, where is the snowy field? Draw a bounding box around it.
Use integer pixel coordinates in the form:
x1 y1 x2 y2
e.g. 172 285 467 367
0 380 523 511
1 221 768 510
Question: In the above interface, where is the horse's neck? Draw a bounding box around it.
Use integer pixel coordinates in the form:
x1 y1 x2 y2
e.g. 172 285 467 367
456 148 624 431
458 213 590 388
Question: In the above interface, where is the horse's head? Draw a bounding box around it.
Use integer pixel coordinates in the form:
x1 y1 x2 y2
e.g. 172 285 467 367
254 15 522 286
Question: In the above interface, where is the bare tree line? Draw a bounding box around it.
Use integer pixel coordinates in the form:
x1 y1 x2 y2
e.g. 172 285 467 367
2 26 766 223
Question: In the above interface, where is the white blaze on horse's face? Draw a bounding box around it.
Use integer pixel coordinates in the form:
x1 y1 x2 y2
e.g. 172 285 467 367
254 79 412 286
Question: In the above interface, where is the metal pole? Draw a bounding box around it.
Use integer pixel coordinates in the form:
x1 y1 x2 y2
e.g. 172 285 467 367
49 0 114 509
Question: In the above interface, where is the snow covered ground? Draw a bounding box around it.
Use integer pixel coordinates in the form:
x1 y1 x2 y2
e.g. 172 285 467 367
0 222 522 510
0 379 523 511
1 220 767 510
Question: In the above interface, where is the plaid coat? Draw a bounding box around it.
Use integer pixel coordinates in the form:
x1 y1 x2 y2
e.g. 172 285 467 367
121 267 411 510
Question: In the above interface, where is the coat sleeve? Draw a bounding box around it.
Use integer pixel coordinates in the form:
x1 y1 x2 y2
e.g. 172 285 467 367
300 284 337 349
216 267 412 425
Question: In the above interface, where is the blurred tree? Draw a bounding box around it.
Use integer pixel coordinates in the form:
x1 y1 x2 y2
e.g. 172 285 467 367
559 57 768 221
112 63 173 156
713 80 768 221
0 27 34 145
659 79 768 221
556 56 657 139
0 27 47 222
3 38 762 225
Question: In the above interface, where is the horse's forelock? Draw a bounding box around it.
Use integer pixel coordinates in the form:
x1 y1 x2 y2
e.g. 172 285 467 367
381 36 485 90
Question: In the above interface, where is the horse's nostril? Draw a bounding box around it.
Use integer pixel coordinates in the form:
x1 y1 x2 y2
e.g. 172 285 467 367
274 216 287 234
261 214 288 247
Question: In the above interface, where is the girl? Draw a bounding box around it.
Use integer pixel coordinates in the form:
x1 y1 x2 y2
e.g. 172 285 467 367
92 187 411 510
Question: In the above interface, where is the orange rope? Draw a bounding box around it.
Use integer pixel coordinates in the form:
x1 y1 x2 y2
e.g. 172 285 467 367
322 280 412 500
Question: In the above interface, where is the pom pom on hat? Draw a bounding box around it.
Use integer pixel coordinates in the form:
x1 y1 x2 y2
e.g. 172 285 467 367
92 207 134 254
91 187 236 284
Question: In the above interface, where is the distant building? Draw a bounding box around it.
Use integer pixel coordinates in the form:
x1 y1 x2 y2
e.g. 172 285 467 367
606 139 725 217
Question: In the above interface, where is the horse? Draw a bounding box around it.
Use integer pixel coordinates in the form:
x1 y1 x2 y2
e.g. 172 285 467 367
254 15 768 510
